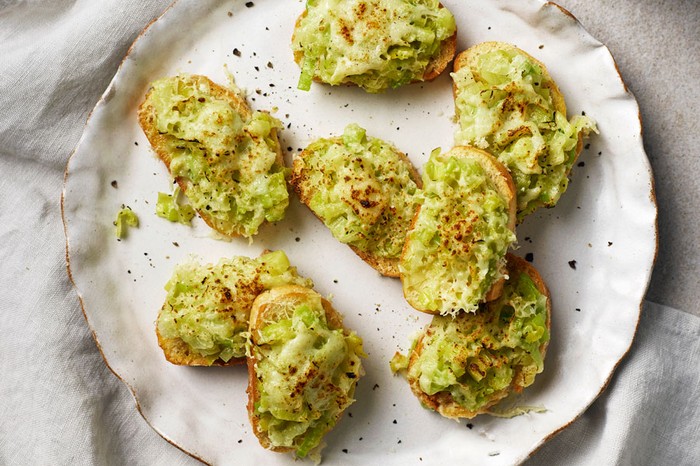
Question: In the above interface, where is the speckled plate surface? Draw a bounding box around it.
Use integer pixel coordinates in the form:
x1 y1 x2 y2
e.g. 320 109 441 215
62 0 657 464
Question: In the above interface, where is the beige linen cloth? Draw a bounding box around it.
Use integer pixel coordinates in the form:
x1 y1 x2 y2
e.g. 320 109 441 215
1 1 698 464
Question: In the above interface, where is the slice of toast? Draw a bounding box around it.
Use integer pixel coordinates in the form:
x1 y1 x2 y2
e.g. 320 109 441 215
138 74 287 238
453 41 566 116
156 251 312 366
291 1 457 92
290 124 422 277
247 285 364 459
405 254 551 419
452 42 596 221
399 146 517 315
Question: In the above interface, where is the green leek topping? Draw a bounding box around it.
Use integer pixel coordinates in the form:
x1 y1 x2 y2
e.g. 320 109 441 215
156 187 196 225
293 124 419 259
147 75 288 237
252 291 364 458
399 149 515 314
157 251 312 364
114 206 139 239
292 0 456 93
404 271 549 414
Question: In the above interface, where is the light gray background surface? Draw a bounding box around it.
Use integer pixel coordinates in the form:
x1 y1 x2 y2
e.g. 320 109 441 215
1 0 698 465
558 0 700 315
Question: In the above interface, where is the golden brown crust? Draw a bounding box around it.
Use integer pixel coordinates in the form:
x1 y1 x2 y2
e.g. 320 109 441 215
291 137 421 278
155 316 244 367
400 146 517 313
246 285 347 453
292 3 457 89
407 253 551 419
137 75 283 238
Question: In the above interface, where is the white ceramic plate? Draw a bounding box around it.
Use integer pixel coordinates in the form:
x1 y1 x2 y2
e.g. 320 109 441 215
62 0 657 464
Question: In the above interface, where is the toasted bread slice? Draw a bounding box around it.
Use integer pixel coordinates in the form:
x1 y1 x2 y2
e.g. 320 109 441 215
291 1 457 93
155 251 312 366
138 74 288 238
399 146 516 315
290 124 422 277
247 285 364 459
400 254 551 419
452 42 597 221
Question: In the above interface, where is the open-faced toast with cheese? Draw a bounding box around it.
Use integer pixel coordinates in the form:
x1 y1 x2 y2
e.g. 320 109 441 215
291 0 457 93
247 285 365 460
399 146 517 315
290 124 421 277
452 42 597 221
138 74 289 238
392 254 551 419
156 251 312 366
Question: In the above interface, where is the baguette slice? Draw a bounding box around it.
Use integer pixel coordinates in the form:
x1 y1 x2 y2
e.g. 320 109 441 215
452 42 597 221
291 124 422 277
399 146 517 315
138 74 288 238
156 251 312 366
400 253 551 419
247 285 364 459
291 1 457 93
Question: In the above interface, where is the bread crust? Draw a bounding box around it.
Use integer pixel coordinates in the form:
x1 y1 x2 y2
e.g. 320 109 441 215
407 253 551 419
246 285 351 453
400 146 516 313
292 3 457 90
137 75 283 238
291 137 422 278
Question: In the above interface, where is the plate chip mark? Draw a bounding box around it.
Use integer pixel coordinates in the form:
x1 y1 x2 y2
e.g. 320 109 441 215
568 260 577 270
